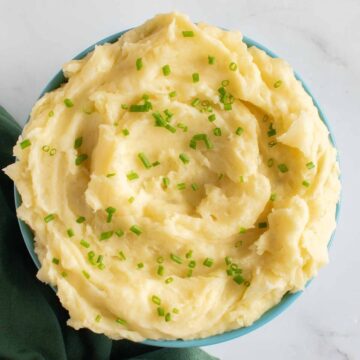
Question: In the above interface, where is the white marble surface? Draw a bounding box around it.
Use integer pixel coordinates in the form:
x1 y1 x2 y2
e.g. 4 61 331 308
1 0 359 359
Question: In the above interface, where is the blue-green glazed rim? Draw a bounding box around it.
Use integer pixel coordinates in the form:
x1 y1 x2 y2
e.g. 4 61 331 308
14 29 341 348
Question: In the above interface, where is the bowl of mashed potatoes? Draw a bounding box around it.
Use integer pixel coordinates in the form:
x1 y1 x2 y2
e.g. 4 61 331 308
4 12 341 347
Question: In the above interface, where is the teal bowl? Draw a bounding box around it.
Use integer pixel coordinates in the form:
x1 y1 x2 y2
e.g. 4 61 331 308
15 29 341 348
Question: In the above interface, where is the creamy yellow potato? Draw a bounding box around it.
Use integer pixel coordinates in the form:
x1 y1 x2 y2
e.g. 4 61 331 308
4 12 340 341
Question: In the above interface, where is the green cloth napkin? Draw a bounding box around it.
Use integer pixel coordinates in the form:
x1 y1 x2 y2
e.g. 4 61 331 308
0 106 218 360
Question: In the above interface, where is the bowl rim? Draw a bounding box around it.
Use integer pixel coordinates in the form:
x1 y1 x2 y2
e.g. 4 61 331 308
14 29 341 348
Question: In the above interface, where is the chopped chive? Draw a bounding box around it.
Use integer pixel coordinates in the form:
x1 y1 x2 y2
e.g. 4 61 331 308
189 133 213 150
122 128 130 136
137 262 144 269
105 206 116 223
233 274 244 285
258 222 268 229
98 262 105 270
302 180 310 187
203 258 214 267
165 277 173 284
229 62 238 71
136 57 143 71
61 271 67 277
162 64 171 76
138 152 152 169
126 171 139 181
169 91 177 98
157 265 164 276
191 183 199 191
128 196 135 203
44 214 55 223
277 164 289 173
227 269 233 276
191 98 200 107
130 225 142 236
75 154 88 166
152 160 160 167
239 175 244 183
115 318 127 326
224 103 232 111
97 255 103 264
99 231 113 241
172 308 179 314
157 256 164 264
274 80 282 88
74 137 83 149
95 315 102 322
48 110 54 117
165 123 177 133
42 145 50 152
170 254 182 264
239 227 247 234
267 123 276 137
115 229 124 237
187 269 193 277
82 270 90 279
165 313 171 322
67 228 74 237
162 177 170 189
306 161 315 169
213 127 222 136
64 98 74 107
121 104 129 110
225 256 232 265
188 260 196 268
157 307 165 316
267 158 274 167
88 251 95 264
192 73 200 83
182 30 194 37
164 109 173 120
218 173 224 180
49 148 56 156
20 139 31 149
52 257 60 265
235 127 244 136
118 251 126 260
129 103 151 112
80 239 90 248
176 123 188 133
152 112 177 133
185 250 193 259
208 114 216 122
179 153 190 164
270 193 277 201
106 173 116 178
151 295 161 305
221 80 230 87
177 183 186 190
208 55 215 64
76 216 86 224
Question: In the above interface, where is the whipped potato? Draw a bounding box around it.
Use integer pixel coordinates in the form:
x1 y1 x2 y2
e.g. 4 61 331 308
4 13 340 341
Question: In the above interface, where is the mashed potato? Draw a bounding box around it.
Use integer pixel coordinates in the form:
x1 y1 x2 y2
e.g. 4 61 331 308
4 12 340 341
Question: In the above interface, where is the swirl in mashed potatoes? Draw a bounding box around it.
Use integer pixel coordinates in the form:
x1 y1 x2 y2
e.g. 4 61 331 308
4 13 340 341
